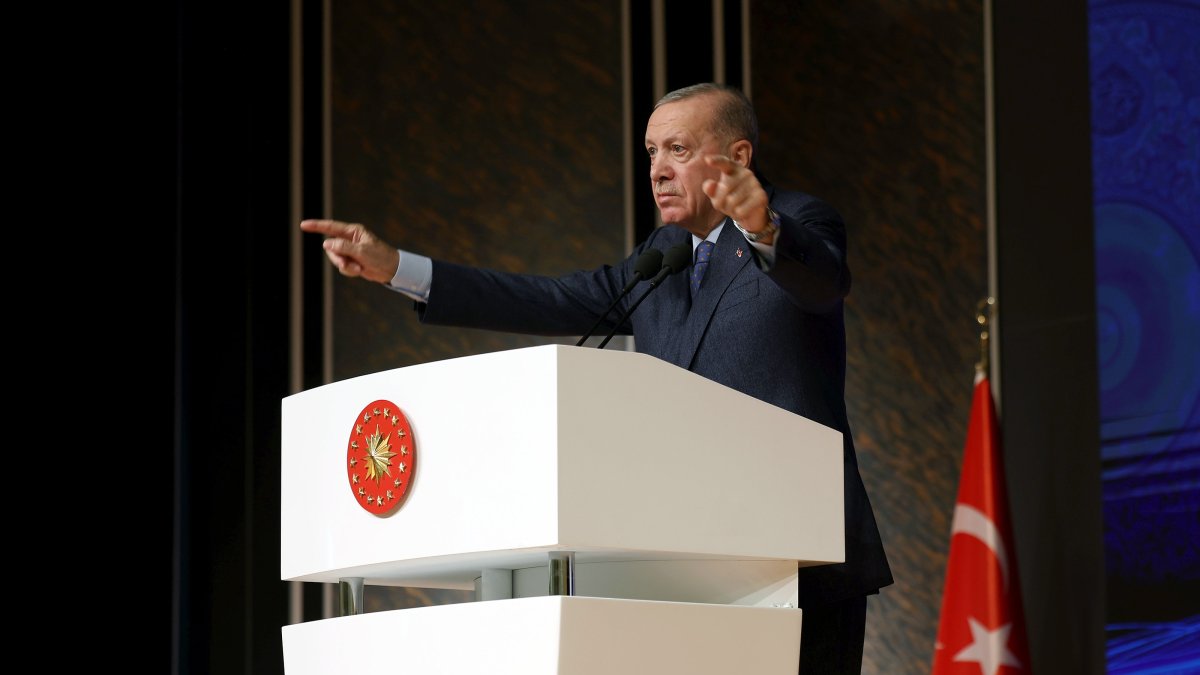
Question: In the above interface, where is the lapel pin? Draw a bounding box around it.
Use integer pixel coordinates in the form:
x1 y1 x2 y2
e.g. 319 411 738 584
736 248 744 258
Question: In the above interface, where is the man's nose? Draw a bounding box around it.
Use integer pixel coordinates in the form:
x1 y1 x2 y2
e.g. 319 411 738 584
650 156 671 181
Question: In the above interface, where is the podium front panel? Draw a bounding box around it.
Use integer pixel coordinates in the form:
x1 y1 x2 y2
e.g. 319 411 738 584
281 346 843 589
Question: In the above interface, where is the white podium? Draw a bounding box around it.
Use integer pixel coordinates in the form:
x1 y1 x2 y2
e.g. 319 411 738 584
281 345 844 674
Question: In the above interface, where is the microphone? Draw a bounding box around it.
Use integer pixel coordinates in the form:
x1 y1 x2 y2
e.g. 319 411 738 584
596 243 691 349
575 248 664 347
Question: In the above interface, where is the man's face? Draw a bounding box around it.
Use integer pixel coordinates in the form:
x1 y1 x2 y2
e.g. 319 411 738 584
645 95 728 237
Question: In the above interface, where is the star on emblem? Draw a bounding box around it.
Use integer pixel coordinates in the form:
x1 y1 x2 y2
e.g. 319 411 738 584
363 424 397 484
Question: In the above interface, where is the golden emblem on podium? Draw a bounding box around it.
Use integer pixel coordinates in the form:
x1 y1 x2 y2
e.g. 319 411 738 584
345 399 416 516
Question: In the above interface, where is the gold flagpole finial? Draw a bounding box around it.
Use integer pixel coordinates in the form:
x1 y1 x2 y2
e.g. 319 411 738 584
975 296 995 375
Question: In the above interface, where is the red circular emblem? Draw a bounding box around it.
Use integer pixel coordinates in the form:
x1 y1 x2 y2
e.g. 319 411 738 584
345 399 416 516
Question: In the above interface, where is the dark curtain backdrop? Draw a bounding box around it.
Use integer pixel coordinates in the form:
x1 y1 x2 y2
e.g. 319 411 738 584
174 0 293 672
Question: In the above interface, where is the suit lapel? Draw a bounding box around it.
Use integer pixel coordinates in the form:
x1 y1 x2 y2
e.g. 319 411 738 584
672 220 753 369
645 227 693 368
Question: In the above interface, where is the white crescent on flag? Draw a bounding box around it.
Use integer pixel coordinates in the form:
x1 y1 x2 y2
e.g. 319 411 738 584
951 502 1010 592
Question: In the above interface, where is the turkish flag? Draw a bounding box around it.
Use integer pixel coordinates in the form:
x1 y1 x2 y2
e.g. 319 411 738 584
932 373 1033 675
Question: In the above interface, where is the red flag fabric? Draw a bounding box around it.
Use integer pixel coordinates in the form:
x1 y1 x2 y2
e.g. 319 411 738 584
932 373 1032 675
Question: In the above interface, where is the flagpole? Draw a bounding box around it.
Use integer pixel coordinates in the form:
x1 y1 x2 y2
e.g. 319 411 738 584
931 296 1031 675
975 296 995 377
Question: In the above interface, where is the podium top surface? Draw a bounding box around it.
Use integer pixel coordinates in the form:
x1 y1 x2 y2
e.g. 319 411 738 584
281 345 843 588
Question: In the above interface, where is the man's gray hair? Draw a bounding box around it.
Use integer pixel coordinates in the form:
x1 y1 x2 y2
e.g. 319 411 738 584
654 83 759 152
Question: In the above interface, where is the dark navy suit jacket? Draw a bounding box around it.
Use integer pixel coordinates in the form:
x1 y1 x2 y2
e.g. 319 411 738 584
417 185 893 605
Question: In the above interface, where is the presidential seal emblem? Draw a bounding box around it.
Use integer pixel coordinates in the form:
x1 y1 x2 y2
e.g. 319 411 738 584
345 400 416 516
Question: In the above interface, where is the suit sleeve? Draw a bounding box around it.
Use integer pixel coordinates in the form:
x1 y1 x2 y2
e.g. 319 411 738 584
414 233 669 336
765 195 852 314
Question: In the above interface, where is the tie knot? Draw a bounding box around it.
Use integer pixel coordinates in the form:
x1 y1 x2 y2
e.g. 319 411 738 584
691 241 716 293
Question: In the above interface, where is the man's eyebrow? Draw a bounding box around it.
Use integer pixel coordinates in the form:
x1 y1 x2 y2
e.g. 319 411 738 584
648 132 685 145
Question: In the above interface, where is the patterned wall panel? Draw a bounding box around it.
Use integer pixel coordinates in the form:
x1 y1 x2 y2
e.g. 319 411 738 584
328 0 624 609
752 2 987 673
325 0 988 664
331 0 625 380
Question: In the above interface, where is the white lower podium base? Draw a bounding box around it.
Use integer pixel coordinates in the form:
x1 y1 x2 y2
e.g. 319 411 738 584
282 596 802 674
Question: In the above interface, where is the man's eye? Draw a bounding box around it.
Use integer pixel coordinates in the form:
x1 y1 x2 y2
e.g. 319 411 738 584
672 145 685 153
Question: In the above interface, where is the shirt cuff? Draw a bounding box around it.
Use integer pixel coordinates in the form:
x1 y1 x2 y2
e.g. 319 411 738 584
387 249 433 303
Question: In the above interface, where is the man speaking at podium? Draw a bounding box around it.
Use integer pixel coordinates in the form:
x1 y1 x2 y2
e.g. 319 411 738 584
301 82 893 674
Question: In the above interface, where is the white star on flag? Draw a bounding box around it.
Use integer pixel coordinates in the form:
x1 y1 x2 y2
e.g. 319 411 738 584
952 617 1022 675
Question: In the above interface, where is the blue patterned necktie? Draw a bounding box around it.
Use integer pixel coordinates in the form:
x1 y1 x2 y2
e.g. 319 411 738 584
690 240 715 294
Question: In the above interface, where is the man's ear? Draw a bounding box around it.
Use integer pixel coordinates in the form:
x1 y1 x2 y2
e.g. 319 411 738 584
730 139 754 168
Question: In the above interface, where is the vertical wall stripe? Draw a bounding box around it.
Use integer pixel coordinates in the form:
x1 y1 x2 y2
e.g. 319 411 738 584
319 0 336 621
742 0 751 99
622 0 634 255
983 0 999 407
289 0 304 399
652 0 665 232
287 0 305 630
652 0 666 100
321 0 334 393
629 1 656 247
713 0 726 84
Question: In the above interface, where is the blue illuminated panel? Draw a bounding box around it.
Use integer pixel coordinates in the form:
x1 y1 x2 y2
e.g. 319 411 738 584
1089 1 1200 671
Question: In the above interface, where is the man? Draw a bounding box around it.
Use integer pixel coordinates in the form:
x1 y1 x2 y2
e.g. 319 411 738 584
302 82 893 673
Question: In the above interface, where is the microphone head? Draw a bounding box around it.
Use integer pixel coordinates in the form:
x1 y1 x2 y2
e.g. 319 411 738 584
661 243 692 274
634 248 664 278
